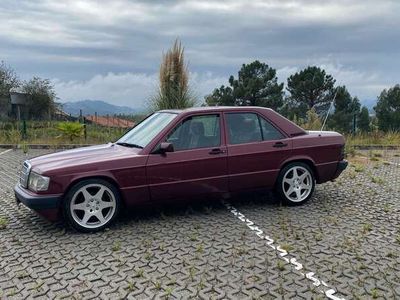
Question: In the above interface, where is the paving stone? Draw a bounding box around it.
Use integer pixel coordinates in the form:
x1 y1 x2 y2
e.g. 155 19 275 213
0 148 399 299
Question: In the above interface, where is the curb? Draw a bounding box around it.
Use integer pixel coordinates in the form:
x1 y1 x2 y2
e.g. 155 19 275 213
351 145 400 150
0 144 97 150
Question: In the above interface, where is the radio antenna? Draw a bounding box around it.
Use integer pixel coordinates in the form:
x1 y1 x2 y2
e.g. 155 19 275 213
320 90 337 133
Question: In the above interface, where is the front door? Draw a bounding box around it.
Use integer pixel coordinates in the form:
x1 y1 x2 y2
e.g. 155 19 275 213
146 113 228 201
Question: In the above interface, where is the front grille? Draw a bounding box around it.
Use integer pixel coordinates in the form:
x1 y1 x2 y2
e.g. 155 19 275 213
19 161 31 188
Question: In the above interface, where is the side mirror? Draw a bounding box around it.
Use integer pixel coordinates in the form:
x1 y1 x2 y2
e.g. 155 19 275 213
159 142 174 154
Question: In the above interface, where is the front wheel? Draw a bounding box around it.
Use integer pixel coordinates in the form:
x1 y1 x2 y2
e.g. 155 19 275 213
63 179 121 232
276 162 315 205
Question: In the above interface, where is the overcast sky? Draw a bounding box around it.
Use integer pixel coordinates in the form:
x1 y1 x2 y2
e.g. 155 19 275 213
1 0 399 108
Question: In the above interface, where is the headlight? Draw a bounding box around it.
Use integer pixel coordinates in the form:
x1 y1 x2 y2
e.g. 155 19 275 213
28 172 50 192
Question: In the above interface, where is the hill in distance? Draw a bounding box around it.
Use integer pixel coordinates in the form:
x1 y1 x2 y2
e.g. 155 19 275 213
61 100 138 116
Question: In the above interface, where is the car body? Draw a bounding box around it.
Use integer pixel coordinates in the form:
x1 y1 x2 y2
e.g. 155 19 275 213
15 106 348 232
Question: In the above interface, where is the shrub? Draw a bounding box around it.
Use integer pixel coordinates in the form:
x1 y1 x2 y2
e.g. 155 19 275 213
57 122 84 142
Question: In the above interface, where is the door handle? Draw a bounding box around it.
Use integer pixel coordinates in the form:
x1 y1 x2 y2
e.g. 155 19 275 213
209 148 226 155
273 142 288 148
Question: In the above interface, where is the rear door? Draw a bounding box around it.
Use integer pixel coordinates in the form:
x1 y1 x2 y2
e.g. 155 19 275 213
146 113 228 200
225 112 292 192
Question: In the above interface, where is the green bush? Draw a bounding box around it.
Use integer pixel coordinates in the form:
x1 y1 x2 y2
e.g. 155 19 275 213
57 122 84 142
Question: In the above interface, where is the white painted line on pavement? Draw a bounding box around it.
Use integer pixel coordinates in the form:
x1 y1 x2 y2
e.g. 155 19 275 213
223 201 346 300
0 149 12 156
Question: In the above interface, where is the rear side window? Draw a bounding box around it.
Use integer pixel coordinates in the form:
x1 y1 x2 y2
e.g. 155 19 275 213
226 113 284 145
259 116 285 140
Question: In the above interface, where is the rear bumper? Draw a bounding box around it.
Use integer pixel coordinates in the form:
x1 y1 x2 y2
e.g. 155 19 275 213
333 160 348 179
14 184 62 221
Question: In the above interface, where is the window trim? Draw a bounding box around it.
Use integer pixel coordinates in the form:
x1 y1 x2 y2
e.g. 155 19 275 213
224 111 287 145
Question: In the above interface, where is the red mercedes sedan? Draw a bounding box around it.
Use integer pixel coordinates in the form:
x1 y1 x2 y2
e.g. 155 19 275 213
15 107 347 232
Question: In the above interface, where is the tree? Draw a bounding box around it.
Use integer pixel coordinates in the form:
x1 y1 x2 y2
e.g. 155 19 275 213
230 61 284 109
374 84 400 131
0 61 20 118
329 86 360 133
301 108 322 130
151 39 195 110
286 66 335 118
205 60 284 111
205 85 234 106
21 77 56 119
358 106 370 132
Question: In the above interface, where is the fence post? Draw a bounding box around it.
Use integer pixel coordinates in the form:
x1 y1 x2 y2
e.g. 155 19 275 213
84 124 87 141
22 120 27 140
107 114 110 139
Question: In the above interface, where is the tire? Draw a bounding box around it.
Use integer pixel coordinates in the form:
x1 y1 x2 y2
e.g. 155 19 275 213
276 162 315 205
63 179 121 232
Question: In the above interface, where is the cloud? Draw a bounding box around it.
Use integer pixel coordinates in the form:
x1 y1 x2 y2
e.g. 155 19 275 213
0 0 399 106
276 60 389 101
53 60 388 109
53 72 157 108
53 71 227 108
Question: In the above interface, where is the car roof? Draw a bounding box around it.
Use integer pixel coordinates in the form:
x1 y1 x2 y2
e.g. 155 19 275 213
159 106 274 114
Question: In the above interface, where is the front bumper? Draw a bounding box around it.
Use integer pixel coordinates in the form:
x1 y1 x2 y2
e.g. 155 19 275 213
14 184 62 221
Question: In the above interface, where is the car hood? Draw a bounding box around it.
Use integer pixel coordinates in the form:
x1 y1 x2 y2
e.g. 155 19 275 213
29 143 142 175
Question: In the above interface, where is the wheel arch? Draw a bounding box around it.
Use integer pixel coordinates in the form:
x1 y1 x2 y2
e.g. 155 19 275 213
62 175 125 205
278 157 319 183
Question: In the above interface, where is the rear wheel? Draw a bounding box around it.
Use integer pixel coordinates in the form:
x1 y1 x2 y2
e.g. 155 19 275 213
63 179 121 232
276 162 315 205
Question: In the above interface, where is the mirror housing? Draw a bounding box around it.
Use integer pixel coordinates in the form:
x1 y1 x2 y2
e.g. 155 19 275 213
159 142 174 154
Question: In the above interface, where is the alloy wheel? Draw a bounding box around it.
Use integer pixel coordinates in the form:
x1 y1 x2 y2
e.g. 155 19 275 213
70 183 116 229
282 166 313 202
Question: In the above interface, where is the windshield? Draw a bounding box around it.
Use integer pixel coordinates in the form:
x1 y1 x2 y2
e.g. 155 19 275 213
116 112 177 148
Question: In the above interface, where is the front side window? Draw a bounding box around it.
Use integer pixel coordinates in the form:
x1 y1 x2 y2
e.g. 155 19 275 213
226 112 284 145
117 112 177 148
166 114 221 151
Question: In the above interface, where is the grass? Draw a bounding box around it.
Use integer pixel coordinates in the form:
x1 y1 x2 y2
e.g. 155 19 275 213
196 244 204 254
164 286 173 298
112 241 121 252
276 260 286 271
370 288 379 299
346 131 400 146
362 223 372 234
144 251 153 260
126 281 136 292
371 176 385 184
351 162 365 173
153 281 162 290
189 232 198 242
0 217 8 229
280 243 294 252
0 121 128 145
135 268 144 278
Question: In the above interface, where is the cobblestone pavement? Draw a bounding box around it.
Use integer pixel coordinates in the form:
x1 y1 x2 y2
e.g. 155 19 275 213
0 148 399 299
